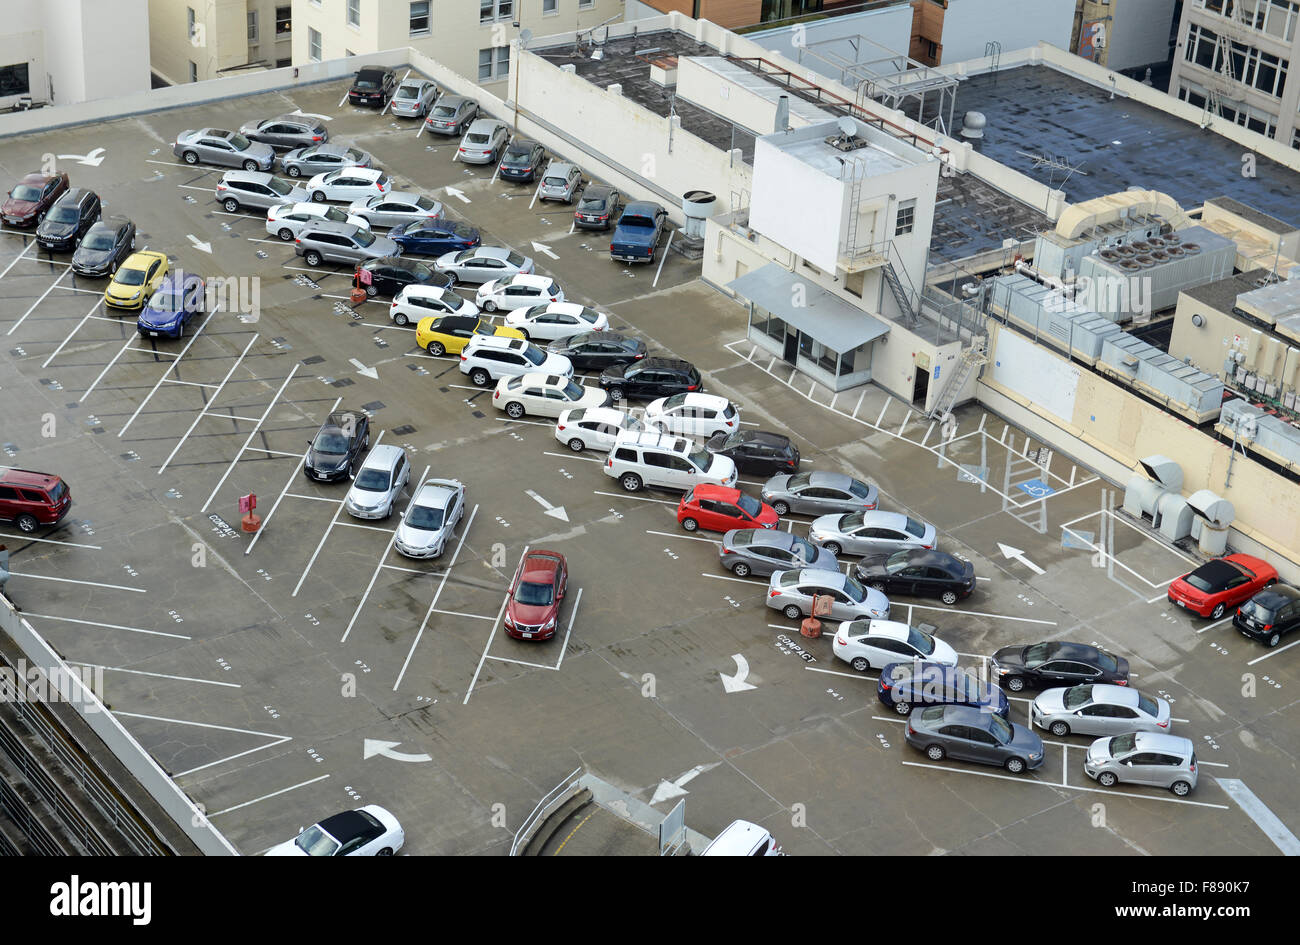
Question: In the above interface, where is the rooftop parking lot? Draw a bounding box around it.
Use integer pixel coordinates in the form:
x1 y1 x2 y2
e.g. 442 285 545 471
0 73 1297 856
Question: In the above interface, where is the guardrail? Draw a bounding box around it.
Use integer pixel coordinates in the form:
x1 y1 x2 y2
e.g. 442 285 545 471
510 766 584 856
0 776 63 855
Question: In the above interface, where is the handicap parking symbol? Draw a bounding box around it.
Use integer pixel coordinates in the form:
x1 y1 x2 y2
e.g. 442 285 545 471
1016 478 1055 498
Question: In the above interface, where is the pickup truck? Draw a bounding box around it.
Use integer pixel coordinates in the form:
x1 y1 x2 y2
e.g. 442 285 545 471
610 201 668 264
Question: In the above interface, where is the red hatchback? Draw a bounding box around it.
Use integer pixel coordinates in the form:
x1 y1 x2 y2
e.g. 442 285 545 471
677 485 778 534
1167 553 1278 619
504 550 568 640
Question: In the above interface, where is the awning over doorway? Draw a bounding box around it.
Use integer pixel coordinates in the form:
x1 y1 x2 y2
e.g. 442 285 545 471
728 263 890 352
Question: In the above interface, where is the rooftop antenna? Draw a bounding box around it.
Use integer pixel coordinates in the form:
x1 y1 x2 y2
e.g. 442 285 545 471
1014 149 1087 191
836 115 857 138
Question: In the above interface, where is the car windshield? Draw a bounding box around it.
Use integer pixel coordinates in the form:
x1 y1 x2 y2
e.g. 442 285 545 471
354 229 376 248
448 222 475 239
1109 733 1137 756
354 468 390 491
148 289 186 310
229 133 253 151
791 536 818 563
662 393 688 409
1137 693 1158 717
787 473 811 491
322 207 349 223
1063 685 1092 709
737 493 762 517
907 626 937 656
116 268 148 286
578 193 608 210
905 517 926 538
688 446 712 470
313 432 349 455
345 149 365 163
293 825 340 856
885 551 911 574
502 146 533 163
466 133 489 145
562 380 584 400
843 576 867 603
515 580 553 606
82 231 115 250
407 504 445 530
543 175 568 187
847 480 871 499
1022 643 1052 667
988 713 1014 744
10 184 41 201
415 195 438 211
841 511 865 530
268 177 294 196
506 251 526 267
431 104 456 118
355 78 380 89
1238 599 1275 620
395 85 418 98
48 206 79 223
1094 650 1118 673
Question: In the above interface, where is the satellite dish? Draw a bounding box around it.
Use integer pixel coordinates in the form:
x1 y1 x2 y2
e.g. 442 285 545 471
836 116 856 138
519 28 533 46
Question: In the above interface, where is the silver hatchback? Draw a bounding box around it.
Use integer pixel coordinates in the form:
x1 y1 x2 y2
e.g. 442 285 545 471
537 163 582 203
390 78 440 118
1084 732 1198 795
215 171 309 213
1032 684 1171 738
344 445 411 520
719 528 839 579
295 220 400 268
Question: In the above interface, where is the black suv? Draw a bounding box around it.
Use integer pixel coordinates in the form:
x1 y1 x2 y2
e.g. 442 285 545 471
598 357 701 402
36 187 101 252
357 256 452 298
1234 583 1300 648
349 67 398 107
498 138 546 182
705 430 799 475
573 185 622 231
305 410 371 482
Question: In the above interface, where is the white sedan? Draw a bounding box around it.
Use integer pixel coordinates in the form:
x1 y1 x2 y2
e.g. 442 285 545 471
264 805 404 856
475 273 564 312
554 406 645 452
347 191 443 228
266 202 370 241
808 510 937 557
390 284 478 326
504 302 609 342
645 392 740 439
831 619 959 673
493 372 607 420
306 166 393 203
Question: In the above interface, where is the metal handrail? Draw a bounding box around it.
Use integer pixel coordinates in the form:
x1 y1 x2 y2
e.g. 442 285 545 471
510 766 583 856
0 769 66 855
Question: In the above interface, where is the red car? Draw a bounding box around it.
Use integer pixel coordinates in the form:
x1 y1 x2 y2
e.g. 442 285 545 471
677 484 778 534
504 550 568 640
3 171 70 228
1167 553 1277 619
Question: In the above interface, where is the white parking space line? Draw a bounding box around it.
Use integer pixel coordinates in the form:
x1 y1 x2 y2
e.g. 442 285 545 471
23 613 188 639
646 529 715 543
206 774 330 819
542 451 601 463
110 713 291 779
176 184 212 192
71 663 240 687
10 572 146 593
1197 615 1235 634
908 602 1057 625
293 495 355 598
244 447 306 459
806 665 869 680
427 607 496 622
381 563 436 575
555 587 581 670
335 522 392 533
6 266 67 335
0 533 101 550
492 417 551 427
462 594 511 705
282 264 341 274
0 241 32 280
702 572 764 586
486 655 556 670
369 322 416 332
241 415 333 556
593 490 678 506
1199 760 1231 768
1246 639 1300 664
158 333 259 473
201 364 301 512
1216 779 1300 855
124 346 182 357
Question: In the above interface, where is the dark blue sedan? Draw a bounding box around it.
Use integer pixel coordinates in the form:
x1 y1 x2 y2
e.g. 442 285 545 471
878 661 1010 718
137 273 205 339
388 218 481 257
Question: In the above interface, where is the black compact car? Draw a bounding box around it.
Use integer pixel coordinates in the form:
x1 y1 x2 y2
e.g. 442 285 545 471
990 641 1130 693
304 410 371 482
498 138 546 182
546 331 646 371
598 357 701 402
705 430 799 476
573 185 622 231
35 187 101 252
70 217 136 277
854 549 975 606
357 256 453 298
349 67 398 107
1234 583 1300 648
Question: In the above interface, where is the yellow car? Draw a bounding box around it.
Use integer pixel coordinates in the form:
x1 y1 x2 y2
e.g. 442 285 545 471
415 314 523 356
104 251 169 310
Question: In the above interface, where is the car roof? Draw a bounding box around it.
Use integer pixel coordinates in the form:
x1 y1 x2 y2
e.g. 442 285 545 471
302 220 364 236
356 66 393 77
316 809 376 842
196 128 236 138
361 444 403 468
624 200 664 214
325 410 363 427
54 187 94 204
466 118 505 133
732 430 790 447
793 568 847 587
466 334 527 352
736 529 798 550
306 143 362 156
221 169 276 184
269 113 317 125
468 245 514 261
577 406 632 424
521 549 565 575
1130 732 1194 755
582 184 614 198
437 94 470 106
1039 641 1103 661
853 619 911 641
506 137 539 148
498 272 550 287
933 704 999 725
399 283 453 299
413 478 461 505
526 302 590 317
122 250 168 268
1189 558 1247 585
1250 584 1300 606
544 162 577 174
807 471 857 488
0 468 63 488
637 356 695 372
665 392 728 409
18 172 54 186
690 484 742 502
858 510 911 529
702 820 771 855
1087 684 1142 708
614 429 692 451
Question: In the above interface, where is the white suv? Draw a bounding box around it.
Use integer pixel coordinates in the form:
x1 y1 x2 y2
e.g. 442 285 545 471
645 392 740 439
603 430 737 493
459 335 572 387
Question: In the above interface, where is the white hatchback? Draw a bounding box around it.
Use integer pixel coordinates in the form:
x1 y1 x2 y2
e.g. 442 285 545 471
475 273 564 312
492 372 607 420
554 406 644 453
389 284 478 326
832 619 959 673
306 166 392 203
645 392 740 439
504 302 608 341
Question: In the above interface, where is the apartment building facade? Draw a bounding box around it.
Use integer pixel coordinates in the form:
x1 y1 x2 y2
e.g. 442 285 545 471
150 1 294 85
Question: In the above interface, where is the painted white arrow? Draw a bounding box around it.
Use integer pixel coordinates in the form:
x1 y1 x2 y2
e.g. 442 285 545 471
650 762 720 804
997 542 1045 575
363 739 431 763
525 489 568 522
290 108 333 121
186 234 212 254
349 358 378 380
56 147 106 167
530 240 559 260
444 185 471 204
719 654 757 693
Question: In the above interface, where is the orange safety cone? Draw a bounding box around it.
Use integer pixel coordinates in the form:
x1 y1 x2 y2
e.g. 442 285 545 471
800 616 821 639
241 513 262 533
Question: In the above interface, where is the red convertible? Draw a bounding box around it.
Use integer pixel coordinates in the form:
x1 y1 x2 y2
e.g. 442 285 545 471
1167 554 1277 619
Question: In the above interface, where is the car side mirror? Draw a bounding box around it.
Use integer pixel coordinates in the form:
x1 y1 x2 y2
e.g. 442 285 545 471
1123 759 1132 766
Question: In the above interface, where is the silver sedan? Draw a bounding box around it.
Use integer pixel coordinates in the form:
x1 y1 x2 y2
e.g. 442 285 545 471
174 128 275 171
718 528 838 579
760 471 879 517
281 143 374 179
1031 684 1171 738
347 192 444 228
764 569 889 621
807 510 937 557
390 79 440 118
394 478 465 559
434 246 532 284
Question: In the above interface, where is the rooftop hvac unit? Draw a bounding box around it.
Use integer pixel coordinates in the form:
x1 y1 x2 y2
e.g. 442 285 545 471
1131 241 1152 253
1122 455 1184 526
1187 489 1235 556
681 190 717 240
1133 255 1156 268
1154 492 1195 542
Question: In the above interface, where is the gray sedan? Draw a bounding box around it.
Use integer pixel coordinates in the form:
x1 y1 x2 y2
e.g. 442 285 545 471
347 192 444 229
719 528 838 579
457 119 509 164
807 510 936 557
760 471 879 517
390 79 440 118
281 143 374 179
1031 684 1171 738
238 115 328 149
394 478 465 559
765 569 888 621
906 704 1046 774
424 95 478 135
434 246 532 284
174 128 275 171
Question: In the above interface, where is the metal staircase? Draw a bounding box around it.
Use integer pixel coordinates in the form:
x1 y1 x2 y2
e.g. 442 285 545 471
882 259 918 321
928 336 988 420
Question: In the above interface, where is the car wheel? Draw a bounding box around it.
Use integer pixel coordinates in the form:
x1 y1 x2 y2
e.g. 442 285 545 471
427 341 445 357
772 501 789 516
1005 757 1026 774
783 604 803 620
1171 780 1191 797
1268 631 1281 648
941 589 959 605
850 657 870 673
893 700 912 716
222 198 239 213
365 284 378 298
470 368 490 387
608 387 624 402
731 562 751 578
681 517 698 532
567 437 584 453
182 150 199 165
377 847 394 856
1098 771 1117 787
1210 603 1225 620
304 250 323 267
926 745 946 762
505 402 525 419
177 321 185 339
869 580 886 592
620 472 642 492
483 300 497 312
518 329 530 341
110 260 117 274
393 312 408 326
311 190 326 203
242 159 259 172
823 541 842 556
15 514 39 534
278 227 294 241
362 433 370 449
1050 721 1070 737
287 166 301 178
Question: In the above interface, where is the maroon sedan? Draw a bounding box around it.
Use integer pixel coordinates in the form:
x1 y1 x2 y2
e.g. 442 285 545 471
3 171 70 228
504 550 568 641
1167 553 1278 619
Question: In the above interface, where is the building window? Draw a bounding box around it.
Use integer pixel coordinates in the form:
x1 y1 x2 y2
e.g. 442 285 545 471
0 62 31 96
308 27 322 61
276 6 291 35
479 46 510 80
895 199 916 236
248 10 259 43
798 331 814 360
276 57 292 68
544 0 558 12
189 60 198 82
838 345 857 376
816 343 837 374
1184 22 1291 97
347 0 361 28
760 310 784 344
187 6 196 38
345 49 356 57
410 1 430 34
481 0 513 23
1291 127 1300 148
1198 0 1298 43
579 0 595 7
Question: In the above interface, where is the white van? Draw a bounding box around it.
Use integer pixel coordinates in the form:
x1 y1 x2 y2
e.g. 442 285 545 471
700 820 783 856
602 430 736 493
